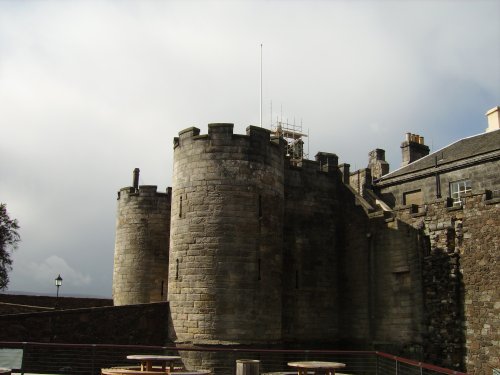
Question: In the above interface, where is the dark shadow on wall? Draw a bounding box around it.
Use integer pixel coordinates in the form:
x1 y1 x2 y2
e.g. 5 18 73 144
422 246 465 372
0 302 170 345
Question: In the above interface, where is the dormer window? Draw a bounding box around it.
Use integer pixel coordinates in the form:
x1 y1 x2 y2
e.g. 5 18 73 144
450 180 471 206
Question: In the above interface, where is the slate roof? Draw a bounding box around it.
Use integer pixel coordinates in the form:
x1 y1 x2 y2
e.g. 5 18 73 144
377 129 500 181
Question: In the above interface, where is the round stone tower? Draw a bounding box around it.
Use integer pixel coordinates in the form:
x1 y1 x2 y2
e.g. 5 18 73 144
168 124 285 344
113 168 171 306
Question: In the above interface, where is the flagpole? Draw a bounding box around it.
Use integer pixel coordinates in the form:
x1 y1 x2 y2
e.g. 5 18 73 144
260 43 263 127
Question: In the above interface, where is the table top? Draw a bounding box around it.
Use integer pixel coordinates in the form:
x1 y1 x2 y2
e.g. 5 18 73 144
287 361 346 369
127 355 181 361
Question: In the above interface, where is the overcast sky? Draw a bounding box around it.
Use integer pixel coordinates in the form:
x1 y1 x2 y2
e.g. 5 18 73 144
1 0 499 298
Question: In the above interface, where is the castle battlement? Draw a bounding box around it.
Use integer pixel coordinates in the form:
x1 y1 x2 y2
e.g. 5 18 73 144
173 123 285 158
117 185 171 201
285 152 341 178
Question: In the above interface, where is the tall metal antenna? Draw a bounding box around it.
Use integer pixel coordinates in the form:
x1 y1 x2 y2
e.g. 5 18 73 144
260 43 263 127
270 100 273 127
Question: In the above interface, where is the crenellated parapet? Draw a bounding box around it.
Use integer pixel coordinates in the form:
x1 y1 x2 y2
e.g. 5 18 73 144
117 185 172 201
174 124 286 163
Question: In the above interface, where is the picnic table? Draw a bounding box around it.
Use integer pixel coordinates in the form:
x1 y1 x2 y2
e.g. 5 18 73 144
287 361 346 375
126 355 182 372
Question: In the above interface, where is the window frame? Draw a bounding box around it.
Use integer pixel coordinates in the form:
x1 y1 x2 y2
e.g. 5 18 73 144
450 179 471 206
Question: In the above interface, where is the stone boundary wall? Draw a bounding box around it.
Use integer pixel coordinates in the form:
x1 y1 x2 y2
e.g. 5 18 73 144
0 294 112 315
0 302 169 345
392 192 499 374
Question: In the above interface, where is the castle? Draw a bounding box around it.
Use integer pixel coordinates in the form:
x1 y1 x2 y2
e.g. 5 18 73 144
112 107 500 374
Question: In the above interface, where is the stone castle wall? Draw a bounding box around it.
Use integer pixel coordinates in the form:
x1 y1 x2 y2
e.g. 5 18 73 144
337 194 426 354
113 185 171 306
392 191 500 374
168 124 286 345
282 156 342 343
109 123 499 374
110 126 433 358
369 216 425 354
336 186 371 346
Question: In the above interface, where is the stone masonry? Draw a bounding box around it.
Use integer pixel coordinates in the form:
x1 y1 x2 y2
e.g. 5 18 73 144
168 124 285 345
113 185 171 305
392 191 499 373
112 120 499 374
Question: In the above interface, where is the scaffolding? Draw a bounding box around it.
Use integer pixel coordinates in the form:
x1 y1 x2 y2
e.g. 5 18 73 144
271 119 309 163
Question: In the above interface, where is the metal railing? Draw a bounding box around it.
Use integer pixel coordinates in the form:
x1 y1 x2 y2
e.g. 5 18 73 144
0 342 467 375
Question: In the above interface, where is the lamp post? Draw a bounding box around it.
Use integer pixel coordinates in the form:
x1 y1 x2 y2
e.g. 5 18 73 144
55 274 63 308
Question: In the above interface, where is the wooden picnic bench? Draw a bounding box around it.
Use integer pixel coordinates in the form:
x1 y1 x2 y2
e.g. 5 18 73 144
102 369 211 375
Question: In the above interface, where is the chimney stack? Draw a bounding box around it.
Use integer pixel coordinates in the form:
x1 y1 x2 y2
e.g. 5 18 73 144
368 149 389 179
133 168 140 189
401 133 430 167
485 106 500 133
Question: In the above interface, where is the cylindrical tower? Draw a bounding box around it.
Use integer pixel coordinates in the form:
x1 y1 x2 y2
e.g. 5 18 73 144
168 124 285 344
113 172 171 306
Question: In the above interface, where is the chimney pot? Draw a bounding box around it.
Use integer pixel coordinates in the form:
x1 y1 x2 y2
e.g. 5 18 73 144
401 133 430 166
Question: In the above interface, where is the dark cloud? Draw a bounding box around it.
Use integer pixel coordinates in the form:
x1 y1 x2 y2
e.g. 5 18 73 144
1 0 499 297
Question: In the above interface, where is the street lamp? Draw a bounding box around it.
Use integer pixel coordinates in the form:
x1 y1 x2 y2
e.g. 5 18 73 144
55 274 63 308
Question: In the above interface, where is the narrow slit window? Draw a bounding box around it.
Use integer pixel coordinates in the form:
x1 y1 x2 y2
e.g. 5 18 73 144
176 259 179 280
258 195 262 218
179 196 183 217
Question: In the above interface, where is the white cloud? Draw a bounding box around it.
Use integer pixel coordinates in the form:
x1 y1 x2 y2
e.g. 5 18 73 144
1 0 499 297
23 255 92 288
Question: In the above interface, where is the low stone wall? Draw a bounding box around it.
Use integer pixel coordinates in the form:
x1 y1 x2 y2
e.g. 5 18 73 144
0 302 169 345
0 294 113 315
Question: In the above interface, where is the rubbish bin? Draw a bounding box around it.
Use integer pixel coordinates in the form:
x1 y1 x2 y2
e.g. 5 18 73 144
236 359 260 375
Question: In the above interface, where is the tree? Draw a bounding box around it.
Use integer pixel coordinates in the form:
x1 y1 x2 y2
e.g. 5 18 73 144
0 203 20 290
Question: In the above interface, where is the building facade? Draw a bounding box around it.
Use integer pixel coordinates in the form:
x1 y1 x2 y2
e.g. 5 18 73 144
113 107 500 374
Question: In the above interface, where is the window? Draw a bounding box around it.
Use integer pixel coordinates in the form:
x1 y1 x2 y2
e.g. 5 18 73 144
450 180 471 206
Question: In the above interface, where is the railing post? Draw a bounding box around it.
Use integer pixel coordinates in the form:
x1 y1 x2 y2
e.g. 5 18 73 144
236 359 260 375
21 342 26 375
395 357 398 375
91 344 96 375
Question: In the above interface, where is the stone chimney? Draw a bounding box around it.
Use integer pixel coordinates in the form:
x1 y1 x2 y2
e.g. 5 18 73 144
401 133 430 167
485 106 500 132
368 148 389 179
132 168 140 189
315 152 338 173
